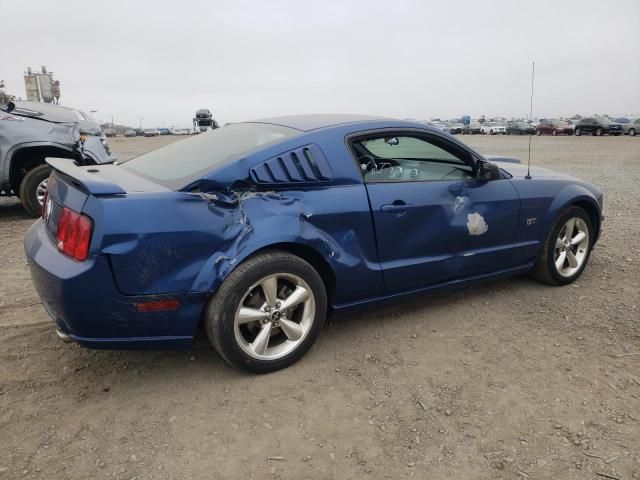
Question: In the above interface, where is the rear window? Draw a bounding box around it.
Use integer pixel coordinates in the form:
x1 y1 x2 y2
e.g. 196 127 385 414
120 123 300 189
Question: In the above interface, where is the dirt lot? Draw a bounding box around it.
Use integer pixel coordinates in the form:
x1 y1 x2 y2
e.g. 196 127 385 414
1 134 639 480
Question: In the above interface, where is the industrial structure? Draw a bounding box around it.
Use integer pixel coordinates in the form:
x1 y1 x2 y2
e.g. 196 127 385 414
23 66 61 104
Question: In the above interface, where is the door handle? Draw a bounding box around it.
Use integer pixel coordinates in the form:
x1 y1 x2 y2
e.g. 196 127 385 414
380 202 412 214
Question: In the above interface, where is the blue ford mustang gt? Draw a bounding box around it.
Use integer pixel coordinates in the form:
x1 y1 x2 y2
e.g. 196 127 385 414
25 114 603 372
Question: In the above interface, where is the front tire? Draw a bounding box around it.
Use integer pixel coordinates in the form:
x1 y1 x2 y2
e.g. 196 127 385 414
205 251 327 373
530 206 594 286
575 128 582 136
629 128 636 136
552 129 558 136
595 128 603 136
19 164 52 218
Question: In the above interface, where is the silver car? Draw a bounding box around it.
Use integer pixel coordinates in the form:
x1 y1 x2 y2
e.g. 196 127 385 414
622 119 639 136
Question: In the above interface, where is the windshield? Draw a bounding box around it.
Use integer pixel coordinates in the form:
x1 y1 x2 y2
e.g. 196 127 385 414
120 123 300 189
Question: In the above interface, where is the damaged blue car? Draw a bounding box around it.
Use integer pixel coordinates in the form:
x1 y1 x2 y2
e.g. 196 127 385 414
24 114 603 372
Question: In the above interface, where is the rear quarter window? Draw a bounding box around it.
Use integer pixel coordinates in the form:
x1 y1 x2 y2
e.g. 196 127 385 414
120 123 300 189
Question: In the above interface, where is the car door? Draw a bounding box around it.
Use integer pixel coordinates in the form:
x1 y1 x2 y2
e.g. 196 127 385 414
351 131 521 293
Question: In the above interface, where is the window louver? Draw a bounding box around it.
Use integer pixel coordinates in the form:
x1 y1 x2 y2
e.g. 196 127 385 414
250 144 332 185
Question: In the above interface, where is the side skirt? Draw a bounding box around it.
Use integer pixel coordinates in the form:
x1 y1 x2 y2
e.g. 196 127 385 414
331 263 535 312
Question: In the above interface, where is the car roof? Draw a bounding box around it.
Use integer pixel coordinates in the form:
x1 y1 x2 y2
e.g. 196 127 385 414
244 114 389 132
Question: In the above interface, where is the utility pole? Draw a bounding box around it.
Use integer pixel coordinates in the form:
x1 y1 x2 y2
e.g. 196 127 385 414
139 117 144 129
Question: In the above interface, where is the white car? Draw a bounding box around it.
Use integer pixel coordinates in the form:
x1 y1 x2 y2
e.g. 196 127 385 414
427 122 450 133
481 122 507 135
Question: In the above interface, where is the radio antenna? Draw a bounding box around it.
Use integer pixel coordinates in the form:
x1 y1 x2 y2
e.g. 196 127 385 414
526 60 535 180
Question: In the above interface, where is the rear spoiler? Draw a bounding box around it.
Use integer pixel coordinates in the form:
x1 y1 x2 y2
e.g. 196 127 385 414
46 157 126 195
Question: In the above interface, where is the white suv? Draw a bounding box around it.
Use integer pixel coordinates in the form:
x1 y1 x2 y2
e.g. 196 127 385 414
481 122 507 135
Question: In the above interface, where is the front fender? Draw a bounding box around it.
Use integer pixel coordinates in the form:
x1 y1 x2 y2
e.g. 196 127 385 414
542 184 601 240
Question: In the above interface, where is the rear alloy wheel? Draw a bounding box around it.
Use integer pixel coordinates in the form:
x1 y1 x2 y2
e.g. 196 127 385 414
531 206 594 285
536 129 542 136
205 251 327 373
19 164 52 218
552 129 558 136
575 128 582 136
629 128 636 136
595 128 603 136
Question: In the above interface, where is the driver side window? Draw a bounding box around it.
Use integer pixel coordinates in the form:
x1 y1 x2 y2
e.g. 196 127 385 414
352 135 474 183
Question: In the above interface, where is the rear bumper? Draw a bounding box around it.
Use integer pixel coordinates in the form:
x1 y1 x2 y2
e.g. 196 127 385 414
24 220 207 349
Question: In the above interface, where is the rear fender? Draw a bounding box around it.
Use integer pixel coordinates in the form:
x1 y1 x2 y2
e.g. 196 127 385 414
191 189 382 301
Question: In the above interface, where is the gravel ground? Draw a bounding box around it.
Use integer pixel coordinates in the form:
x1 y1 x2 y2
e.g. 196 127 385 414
1 134 639 480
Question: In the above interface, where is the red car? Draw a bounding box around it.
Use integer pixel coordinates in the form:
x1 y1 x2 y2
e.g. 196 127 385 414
536 120 573 136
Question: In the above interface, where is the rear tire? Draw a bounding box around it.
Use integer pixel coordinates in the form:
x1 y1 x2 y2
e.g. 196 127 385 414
575 128 582 136
595 128 603 136
530 206 594 286
205 251 327 373
19 164 52 218
552 129 557 136
536 129 542 136
629 128 636 136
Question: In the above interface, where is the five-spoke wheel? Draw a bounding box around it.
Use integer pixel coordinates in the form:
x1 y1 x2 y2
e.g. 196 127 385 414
234 273 315 360
531 206 594 285
205 251 327 373
554 217 589 277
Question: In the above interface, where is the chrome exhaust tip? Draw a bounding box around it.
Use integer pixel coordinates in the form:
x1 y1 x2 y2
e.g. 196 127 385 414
56 329 72 343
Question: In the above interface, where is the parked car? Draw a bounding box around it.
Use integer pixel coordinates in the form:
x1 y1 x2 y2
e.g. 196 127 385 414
506 121 535 135
480 122 506 135
622 119 639 136
0 100 114 216
157 128 171 136
446 122 464 135
102 128 117 138
427 122 449 133
574 118 623 136
143 128 159 137
25 115 603 373
170 128 190 135
461 123 482 135
124 129 137 137
536 119 573 136
135 128 145 136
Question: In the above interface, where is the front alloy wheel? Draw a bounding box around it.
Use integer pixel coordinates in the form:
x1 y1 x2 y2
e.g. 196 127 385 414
554 218 590 278
531 206 594 285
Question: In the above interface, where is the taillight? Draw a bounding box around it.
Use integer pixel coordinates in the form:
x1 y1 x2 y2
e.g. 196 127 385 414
56 207 93 261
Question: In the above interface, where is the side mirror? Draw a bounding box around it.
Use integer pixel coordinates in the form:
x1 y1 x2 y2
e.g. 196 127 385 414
477 160 501 181
384 137 399 146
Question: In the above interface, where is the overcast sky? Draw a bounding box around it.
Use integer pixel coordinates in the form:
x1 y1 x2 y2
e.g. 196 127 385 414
2 0 639 127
